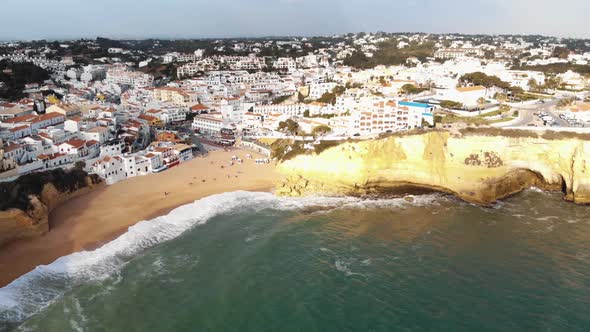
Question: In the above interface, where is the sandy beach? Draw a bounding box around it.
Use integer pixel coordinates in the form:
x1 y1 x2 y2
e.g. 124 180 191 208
0 149 281 287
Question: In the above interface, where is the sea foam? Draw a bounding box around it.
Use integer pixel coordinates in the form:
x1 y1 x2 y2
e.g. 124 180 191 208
0 191 443 325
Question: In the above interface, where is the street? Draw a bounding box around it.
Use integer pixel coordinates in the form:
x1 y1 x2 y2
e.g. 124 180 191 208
500 99 572 128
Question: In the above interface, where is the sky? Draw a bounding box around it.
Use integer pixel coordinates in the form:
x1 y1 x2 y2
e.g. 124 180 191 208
1 0 589 40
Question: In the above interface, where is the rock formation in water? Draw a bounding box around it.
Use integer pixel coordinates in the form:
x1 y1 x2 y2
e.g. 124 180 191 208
276 129 590 206
0 169 101 246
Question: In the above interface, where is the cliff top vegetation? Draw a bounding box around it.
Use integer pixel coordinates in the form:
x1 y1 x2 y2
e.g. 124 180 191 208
0 168 101 211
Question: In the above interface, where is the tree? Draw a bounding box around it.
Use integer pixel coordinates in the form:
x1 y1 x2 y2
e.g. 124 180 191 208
400 84 427 95
557 98 574 108
74 161 86 171
495 93 508 104
278 119 300 136
439 100 464 109
528 78 539 92
498 104 511 118
459 72 510 90
312 125 331 138
477 97 487 114
303 110 310 118
543 76 562 91
272 94 291 105
333 85 346 96
317 92 337 105
0 60 51 100
551 47 570 59
297 92 306 103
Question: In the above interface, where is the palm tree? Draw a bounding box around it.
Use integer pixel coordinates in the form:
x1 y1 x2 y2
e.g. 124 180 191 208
496 93 508 105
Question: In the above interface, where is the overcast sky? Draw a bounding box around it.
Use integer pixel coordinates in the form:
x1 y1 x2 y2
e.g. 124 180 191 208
1 0 589 40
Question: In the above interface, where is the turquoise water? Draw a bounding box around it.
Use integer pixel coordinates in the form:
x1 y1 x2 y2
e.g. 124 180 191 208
2 190 590 331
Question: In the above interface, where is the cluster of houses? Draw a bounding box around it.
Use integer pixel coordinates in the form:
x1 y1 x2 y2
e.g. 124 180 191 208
0 100 194 184
2 33 589 184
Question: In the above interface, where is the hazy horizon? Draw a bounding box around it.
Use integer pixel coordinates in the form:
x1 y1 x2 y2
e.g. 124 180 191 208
2 31 590 43
1 0 590 41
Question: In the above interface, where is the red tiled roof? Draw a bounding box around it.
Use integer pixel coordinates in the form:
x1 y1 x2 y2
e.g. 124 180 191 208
62 139 86 149
32 113 65 124
9 125 30 132
4 143 23 152
190 104 209 111
3 114 37 124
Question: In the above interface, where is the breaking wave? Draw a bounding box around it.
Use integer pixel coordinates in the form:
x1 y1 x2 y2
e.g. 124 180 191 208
0 191 444 327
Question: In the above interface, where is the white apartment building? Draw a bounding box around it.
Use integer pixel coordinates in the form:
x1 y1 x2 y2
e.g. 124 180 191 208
153 87 199 106
3 113 66 134
192 114 225 134
309 82 338 100
100 141 125 157
437 86 489 108
145 108 187 124
253 103 305 117
92 155 126 185
106 67 154 88
347 100 426 136
434 48 485 59
177 59 218 77
172 144 193 163
220 104 243 124
273 58 297 71
123 155 151 178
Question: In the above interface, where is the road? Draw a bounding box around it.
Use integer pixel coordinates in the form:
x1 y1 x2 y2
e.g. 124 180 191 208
501 99 570 128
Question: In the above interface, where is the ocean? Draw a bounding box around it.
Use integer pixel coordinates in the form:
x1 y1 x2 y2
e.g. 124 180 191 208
1 190 590 331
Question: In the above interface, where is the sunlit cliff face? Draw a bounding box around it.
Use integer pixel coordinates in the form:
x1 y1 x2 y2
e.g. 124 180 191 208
276 131 590 205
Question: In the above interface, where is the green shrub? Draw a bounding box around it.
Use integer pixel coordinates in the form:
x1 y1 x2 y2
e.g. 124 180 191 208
0 169 101 211
459 127 539 138
541 131 590 140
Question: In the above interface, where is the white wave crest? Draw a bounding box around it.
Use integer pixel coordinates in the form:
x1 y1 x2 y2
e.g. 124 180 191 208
0 191 443 325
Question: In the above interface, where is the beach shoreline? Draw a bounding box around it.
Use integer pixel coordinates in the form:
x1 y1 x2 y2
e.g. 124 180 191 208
0 149 280 288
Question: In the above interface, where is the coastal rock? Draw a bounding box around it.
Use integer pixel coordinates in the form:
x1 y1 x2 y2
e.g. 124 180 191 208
276 131 590 206
0 177 100 246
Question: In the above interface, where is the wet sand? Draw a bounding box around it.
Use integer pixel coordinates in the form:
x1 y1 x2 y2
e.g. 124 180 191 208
0 149 280 287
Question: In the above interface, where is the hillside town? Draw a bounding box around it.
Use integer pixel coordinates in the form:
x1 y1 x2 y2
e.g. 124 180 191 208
1 33 590 184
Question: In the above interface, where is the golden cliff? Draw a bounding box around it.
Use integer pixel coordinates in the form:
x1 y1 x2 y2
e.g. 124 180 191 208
276 130 590 205
0 173 101 247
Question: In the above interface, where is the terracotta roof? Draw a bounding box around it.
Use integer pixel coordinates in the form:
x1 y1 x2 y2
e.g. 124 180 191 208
95 155 122 165
62 139 86 149
4 143 23 152
139 114 159 122
34 113 65 123
87 126 108 133
9 125 30 132
190 104 209 111
3 114 37 123
52 153 67 159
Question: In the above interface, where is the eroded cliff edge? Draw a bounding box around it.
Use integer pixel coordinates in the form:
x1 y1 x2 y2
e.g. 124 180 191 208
276 130 590 206
0 169 102 247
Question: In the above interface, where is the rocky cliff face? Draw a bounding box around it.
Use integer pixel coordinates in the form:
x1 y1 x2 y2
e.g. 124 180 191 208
0 177 100 247
276 131 590 205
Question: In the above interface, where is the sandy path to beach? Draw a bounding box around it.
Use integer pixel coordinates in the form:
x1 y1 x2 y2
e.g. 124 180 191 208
0 149 281 287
